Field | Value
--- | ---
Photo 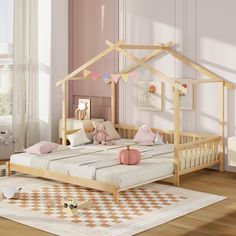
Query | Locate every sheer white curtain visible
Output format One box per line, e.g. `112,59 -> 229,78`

13,0 -> 40,151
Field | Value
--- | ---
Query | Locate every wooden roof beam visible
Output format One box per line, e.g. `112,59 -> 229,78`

120,42 -> 173,50
56,40 -> 124,87
106,40 -> 187,93
175,78 -> 223,84
164,48 -> 234,89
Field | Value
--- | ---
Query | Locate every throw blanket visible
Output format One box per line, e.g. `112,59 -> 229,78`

69,144 -> 174,180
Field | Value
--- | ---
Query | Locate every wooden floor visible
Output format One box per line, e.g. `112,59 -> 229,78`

0,169 -> 236,236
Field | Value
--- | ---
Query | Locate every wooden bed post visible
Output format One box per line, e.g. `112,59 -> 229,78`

111,80 -> 116,124
219,82 -> 225,172
62,81 -> 68,146
6,162 -> 11,176
113,187 -> 119,203
174,87 -> 180,186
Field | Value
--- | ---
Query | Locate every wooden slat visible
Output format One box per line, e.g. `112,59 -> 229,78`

179,136 -> 221,149
62,82 -> 68,145
111,81 -> 116,124
175,78 -> 223,84
120,43 -> 170,50
179,160 -> 220,175
174,88 -> 180,186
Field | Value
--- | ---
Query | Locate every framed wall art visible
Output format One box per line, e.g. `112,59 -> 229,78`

138,81 -> 163,111
77,98 -> 91,120
171,83 -> 194,110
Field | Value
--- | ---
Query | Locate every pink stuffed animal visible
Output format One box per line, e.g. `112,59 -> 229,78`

92,123 -> 109,144
134,124 -> 156,145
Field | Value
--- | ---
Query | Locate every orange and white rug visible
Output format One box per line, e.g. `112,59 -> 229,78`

0,167 -> 226,236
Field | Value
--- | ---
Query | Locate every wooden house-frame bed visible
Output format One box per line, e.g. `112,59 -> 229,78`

6,40 -> 234,202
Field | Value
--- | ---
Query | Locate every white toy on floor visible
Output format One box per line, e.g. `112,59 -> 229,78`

63,197 -> 79,216
2,186 -> 22,199
63,197 -> 93,216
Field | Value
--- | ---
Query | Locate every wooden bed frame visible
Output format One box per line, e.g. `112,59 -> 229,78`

6,40 -> 233,202
6,124 -> 223,202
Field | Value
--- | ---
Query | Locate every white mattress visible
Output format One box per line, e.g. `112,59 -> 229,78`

10,140 -> 217,189
10,152 -> 36,167
95,156 -> 173,189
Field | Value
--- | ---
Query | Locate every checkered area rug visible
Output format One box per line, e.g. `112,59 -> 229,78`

6,184 -> 187,228
0,166 -> 226,236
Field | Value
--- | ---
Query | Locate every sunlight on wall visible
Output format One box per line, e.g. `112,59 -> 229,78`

101,4 -> 105,35
38,0 -> 51,139
200,37 -> 236,78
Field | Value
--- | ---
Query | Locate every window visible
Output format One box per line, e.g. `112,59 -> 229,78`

0,0 -> 14,125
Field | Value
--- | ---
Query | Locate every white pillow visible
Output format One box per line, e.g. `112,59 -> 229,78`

67,129 -> 91,147
93,121 -> 120,141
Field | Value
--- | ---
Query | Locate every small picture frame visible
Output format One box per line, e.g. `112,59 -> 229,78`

77,98 -> 91,120
179,83 -> 194,110
171,83 -> 194,110
138,81 -> 163,111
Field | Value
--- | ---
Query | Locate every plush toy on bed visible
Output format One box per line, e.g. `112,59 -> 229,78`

92,123 -> 114,145
134,124 -> 156,145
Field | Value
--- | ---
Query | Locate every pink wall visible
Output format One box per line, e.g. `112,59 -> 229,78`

68,0 -> 119,119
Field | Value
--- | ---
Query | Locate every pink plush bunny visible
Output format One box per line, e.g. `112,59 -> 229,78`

92,123 -> 109,144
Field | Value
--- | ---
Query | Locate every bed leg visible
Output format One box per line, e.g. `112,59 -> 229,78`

6,162 -> 11,176
219,152 -> 224,172
174,164 -> 180,187
113,190 -> 119,203
174,172 -> 180,187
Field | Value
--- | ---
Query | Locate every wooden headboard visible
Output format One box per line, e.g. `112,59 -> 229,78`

72,95 -> 111,121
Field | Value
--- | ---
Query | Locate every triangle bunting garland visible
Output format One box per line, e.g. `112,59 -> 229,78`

81,70 -> 138,83
120,73 -> 129,82
102,73 -> 110,82
111,74 -> 120,83
130,71 -> 138,80
91,72 -> 100,81
83,69 -> 91,79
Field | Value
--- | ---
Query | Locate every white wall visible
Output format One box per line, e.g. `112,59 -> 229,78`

38,0 -> 68,142
119,0 -> 236,172
38,0 -> 51,141
51,0 -> 68,142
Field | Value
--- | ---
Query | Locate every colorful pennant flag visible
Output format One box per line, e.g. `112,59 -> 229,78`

111,74 -> 120,83
130,71 -> 138,80
102,73 -> 110,83
120,73 -> 129,82
83,69 -> 91,79
91,71 -> 100,81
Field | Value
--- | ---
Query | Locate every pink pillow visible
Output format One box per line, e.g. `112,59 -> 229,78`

25,141 -> 59,155
134,125 -> 156,144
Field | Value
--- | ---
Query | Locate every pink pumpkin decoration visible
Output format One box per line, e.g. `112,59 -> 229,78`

118,146 -> 141,165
